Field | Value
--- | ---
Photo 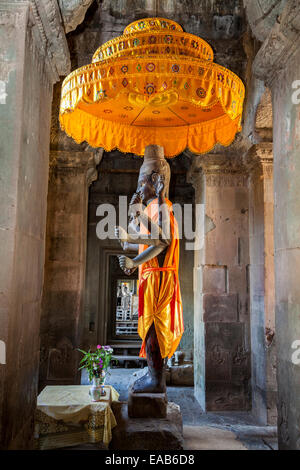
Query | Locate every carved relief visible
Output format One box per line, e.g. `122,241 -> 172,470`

214,391 -> 244,409
49,149 -> 104,186
233,345 -> 247,365
265,327 -> 275,348
296,414 -> 300,450
86,149 -> 104,186
47,337 -> 76,380
210,344 -> 225,365
205,173 -> 248,187
206,344 -> 231,382
252,0 -> 300,84
244,143 -> 273,179
58,0 -> 94,34
279,400 -> 290,445
262,162 -> 273,179
0,9 -> 22,27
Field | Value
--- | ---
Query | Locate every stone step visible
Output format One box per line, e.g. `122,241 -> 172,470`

110,401 -> 183,450
112,355 -> 146,361
128,390 -> 168,418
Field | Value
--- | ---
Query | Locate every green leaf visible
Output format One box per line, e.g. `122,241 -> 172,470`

77,348 -> 87,355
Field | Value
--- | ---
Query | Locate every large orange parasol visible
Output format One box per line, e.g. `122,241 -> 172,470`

59,17 -> 245,157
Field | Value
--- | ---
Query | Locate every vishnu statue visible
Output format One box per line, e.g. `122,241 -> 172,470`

115,145 -> 184,394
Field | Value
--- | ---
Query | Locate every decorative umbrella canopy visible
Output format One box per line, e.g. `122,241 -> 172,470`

59,17 -> 245,157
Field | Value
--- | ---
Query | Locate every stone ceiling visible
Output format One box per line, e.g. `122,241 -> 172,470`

58,0 -> 94,33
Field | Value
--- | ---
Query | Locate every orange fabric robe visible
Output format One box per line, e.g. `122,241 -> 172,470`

138,198 -> 184,359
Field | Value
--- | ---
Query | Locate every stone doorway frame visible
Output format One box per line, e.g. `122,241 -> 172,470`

96,247 -> 140,348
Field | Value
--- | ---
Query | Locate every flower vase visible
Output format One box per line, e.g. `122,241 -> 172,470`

89,377 -> 103,401
89,370 -> 107,401
100,369 -> 107,396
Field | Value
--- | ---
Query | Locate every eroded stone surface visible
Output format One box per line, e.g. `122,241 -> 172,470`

243,0 -> 286,42
128,389 -> 168,419
170,365 -> 194,386
0,1 -> 57,449
39,151 -> 98,387
189,155 -> 251,411
58,0 -> 94,33
110,401 -> 183,450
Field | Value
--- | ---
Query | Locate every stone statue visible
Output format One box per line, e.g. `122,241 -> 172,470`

115,145 -> 184,394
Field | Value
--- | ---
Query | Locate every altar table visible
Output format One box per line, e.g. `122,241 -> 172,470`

35,385 -> 119,450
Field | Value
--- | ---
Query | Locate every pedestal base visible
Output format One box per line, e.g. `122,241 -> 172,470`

128,388 -> 167,418
110,401 -> 183,450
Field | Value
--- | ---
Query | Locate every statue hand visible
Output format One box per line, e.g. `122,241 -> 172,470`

115,226 -> 129,242
124,267 -> 136,276
155,174 -> 165,198
130,192 -> 142,206
129,192 -> 143,217
118,255 -> 135,272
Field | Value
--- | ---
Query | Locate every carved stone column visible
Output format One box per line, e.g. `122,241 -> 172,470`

187,167 -> 205,408
251,0 -> 300,449
188,154 -> 251,411
39,149 -> 103,388
245,143 -> 277,425
0,1 -> 69,449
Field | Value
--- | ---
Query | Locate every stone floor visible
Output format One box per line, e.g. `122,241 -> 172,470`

81,368 -> 278,450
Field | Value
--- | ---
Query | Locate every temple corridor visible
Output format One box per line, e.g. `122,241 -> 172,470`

1,0 -> 300,451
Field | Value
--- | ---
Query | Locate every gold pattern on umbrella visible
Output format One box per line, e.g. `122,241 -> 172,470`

59,17 -> 245,157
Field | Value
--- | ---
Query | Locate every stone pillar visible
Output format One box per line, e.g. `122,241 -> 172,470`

252,0 -> 300,449
187,168 -> 205,409
246,144 -> 277,425
189,155 -> 251,411
0,1 -> 69,449
39,150 -> 102,387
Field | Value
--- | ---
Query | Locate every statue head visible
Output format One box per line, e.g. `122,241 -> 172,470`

137,145 -> 170,200
138,172 -> 157,203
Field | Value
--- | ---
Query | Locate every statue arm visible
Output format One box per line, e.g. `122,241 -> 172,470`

121,241 -> 139,252
117,208 -> 171,272
115,226 -> 169,248
124,187 -> 171,245
116,204 -> 171,248
117,179 -> 172,273
127,234 -> 169,247
118,245 -> 166,271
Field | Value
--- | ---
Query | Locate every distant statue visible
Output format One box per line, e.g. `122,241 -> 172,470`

117,285 -> 122,307
115,145 -> 184,393
121,285 -> 130,313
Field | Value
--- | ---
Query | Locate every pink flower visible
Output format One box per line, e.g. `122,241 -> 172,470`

97,345 -> 102,349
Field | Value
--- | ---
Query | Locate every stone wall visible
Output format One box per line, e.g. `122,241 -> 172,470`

39,150 -> 99,387
65,0 -> 247,77
246,144 -> 276,425
0,1 -> 69,449
250,0 -> 300,449
190,155 -> 251,411
271,47 -> 300,451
